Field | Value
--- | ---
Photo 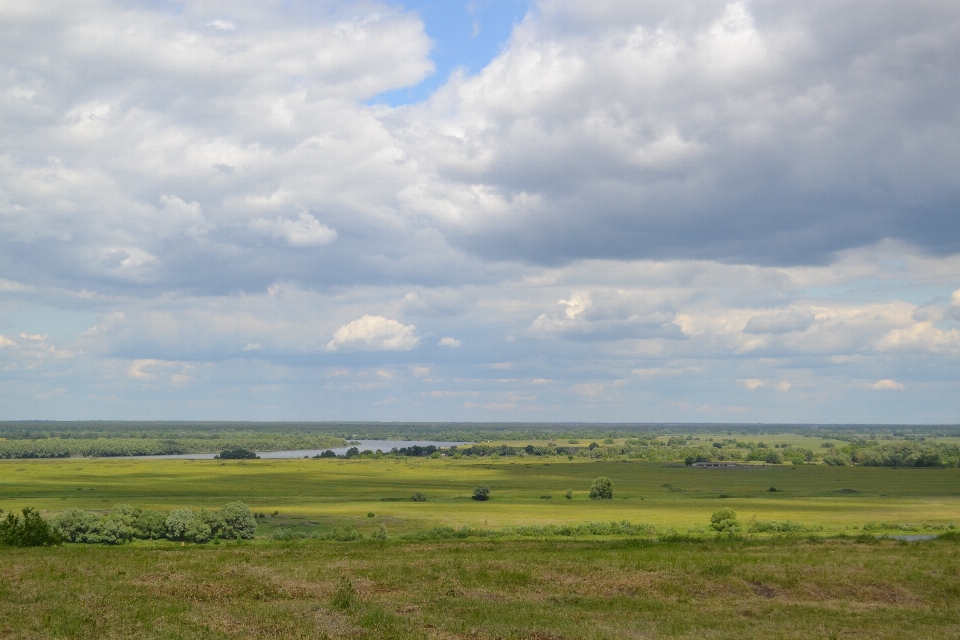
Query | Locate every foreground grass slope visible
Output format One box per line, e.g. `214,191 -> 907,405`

2,536 -> 959,639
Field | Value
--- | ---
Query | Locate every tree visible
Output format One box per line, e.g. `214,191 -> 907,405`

0,508 -> 61,547
472,485 -> 490,501
165,508 -> 211,543
52,508 -> 100,543
411,492 -> 427,502
765,450 -> 784,464
217,448 -> 259,459
710,507 -> 740,532
218,501 -> 257,539
373,524 -> 388,541
589,477 -> 613,499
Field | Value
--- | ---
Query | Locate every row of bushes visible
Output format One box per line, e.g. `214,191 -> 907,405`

52,502 -> 257,544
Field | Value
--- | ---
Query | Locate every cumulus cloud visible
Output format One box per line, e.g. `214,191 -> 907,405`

249,213 -> 337,247
325,315 -> 419,351
437,336 -> 461,347
398,1 -> 960,265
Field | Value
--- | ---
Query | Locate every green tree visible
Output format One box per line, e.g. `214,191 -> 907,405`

472,485 -> 490,501
0,508 -> 61,547
218,501 -> 257,539
52,508 -> 100,543
589,477 -> 613,499
165,508 -> 211,543
710,507 -> 740,532
765,450 -> 784,464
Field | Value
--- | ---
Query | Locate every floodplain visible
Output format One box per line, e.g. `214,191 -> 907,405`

2,426 -> 959,639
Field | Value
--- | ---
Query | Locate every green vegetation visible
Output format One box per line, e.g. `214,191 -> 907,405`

216,448 -> 259,460
2,535 -> 959,638
0,507 -> 60,547
47,502 -> 257,544
3,423 -> 960,638
590,476 -> 613,499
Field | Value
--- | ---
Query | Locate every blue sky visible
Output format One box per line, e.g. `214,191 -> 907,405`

2,0 -> 960,423
372,1 -> 530,106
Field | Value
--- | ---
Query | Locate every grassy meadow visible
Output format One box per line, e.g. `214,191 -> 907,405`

2,455 -> 959,535
3,438 -> 960,639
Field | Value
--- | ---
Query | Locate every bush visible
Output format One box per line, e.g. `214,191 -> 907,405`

710,507 -> 740,532
216,448 -> 259,459
52,508 -> 100,543
318,449 -> 337,458
134,510 -> 169,540
218,501 -> 257,539
565,489 -> 573,500
411,492 -> 426,502
97,505 -> 139,544
0,508 -> 61,547
373,524 -> 388,541
472,485 -> 490,501
165,508 -> 211,543
765,450 -> 784,464
589,477 -> 613,499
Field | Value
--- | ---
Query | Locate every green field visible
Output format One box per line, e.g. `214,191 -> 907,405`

3,448 -> 960,638
3,455 -> 959,535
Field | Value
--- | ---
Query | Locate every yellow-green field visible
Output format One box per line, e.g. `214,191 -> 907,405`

3,456 -> 958,535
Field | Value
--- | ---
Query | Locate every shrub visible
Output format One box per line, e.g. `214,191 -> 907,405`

52,508 -> 100,543
165,508 -> 211,543
218,501 -> 257,539
319,450 -> 337,458
472,485 -> 490,501
765,450 -> 784,464
373,524 -> 388,541
134,510 -> 169,540
565,489 -> 573,500
411,492 -> 426,502
217,448 -> 259,459
0,508 -> 61,547
710,507 -> 740,532
589,477 -> 613,499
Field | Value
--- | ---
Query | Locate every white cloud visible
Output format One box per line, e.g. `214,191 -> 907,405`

872,379 -> 905,391
249,213 -> 337,247
437,336 -> 461,347
325,315 -> 419,351
19,333 -> 47,341
242,343 -> 262,351
412,366 -> 430,377
0,335 -> 17,349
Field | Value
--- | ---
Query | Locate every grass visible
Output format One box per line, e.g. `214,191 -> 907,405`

3,455 -> 960,637
2,456 -> 959,536
2,536 -> 959,639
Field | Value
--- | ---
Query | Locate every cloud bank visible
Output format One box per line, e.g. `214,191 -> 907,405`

1,0 -> 959,421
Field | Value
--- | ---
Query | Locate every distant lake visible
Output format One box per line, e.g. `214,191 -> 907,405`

109,440 -> 471,460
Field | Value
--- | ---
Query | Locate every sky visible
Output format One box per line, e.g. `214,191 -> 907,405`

2,0 -> 960,423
